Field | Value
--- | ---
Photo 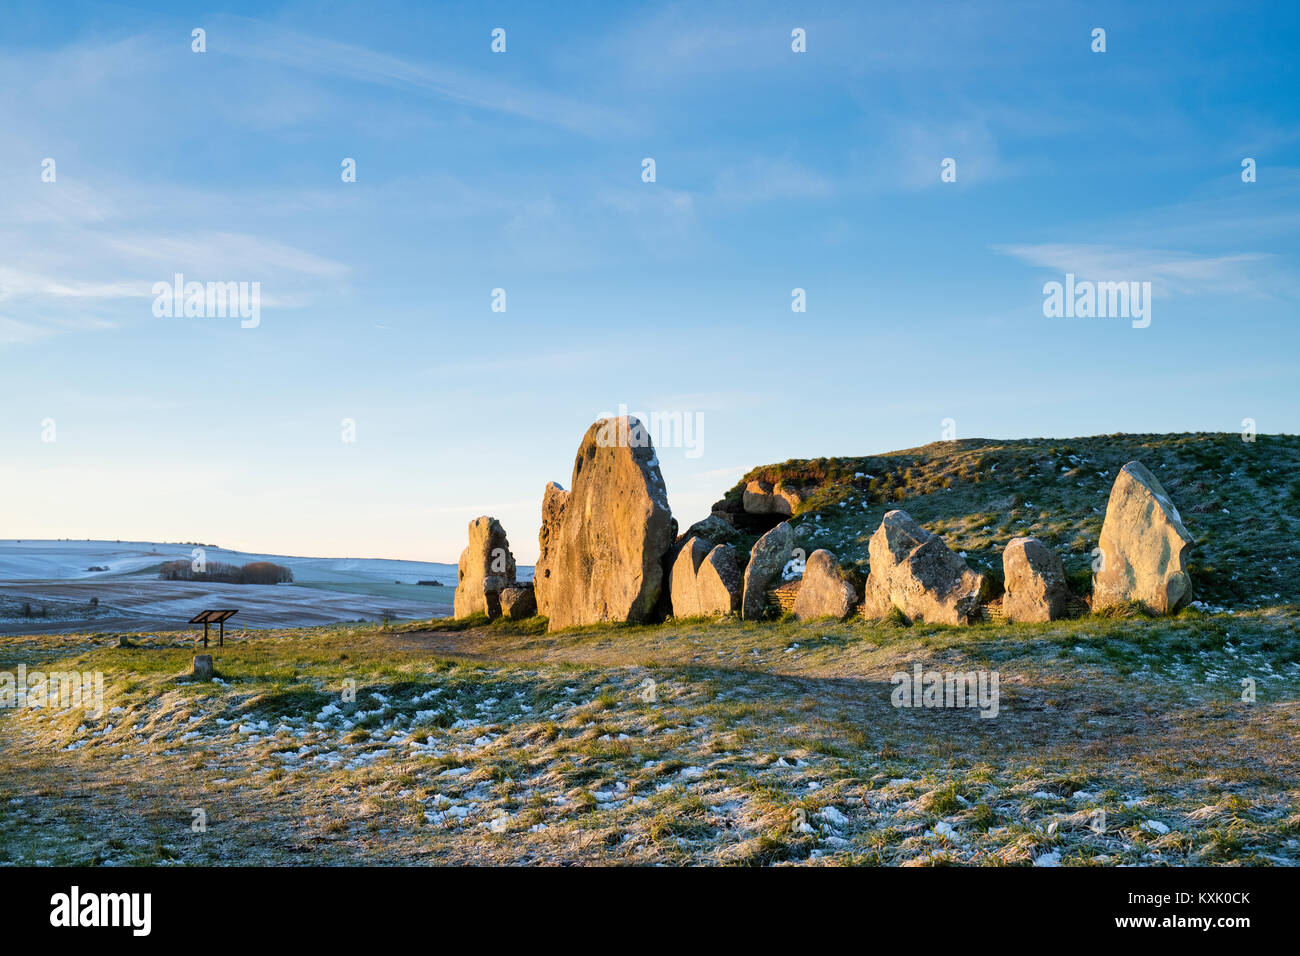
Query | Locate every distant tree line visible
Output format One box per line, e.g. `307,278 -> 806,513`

159,560 -> 294,585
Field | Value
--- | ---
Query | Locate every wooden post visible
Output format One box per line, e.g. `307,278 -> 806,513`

219,619 -> 225,647
202,621 -> 209,648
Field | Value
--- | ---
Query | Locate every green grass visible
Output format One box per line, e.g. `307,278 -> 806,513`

1,607 -> 1298,866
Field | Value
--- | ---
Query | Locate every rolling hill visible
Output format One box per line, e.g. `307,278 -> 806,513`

713,432 -> 1300,610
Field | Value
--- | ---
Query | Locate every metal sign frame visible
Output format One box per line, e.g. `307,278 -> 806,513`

188,609 -> 238,648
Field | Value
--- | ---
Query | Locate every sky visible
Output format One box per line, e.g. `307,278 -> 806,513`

1,0 -> 1298,564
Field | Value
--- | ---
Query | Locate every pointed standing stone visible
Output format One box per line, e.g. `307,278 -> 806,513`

1092,461 -> 1194,614
534,481 -> 569,619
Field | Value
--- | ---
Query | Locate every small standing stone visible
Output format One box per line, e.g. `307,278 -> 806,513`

499,584 -> 537,620
192,655 -> 214,680
792,549 -> 858,620
453,516 -> 517,619
1002,537 -> 1070,622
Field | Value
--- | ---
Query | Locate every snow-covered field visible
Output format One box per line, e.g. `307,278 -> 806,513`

0,540 -> 533,634
0,539 -> 471,584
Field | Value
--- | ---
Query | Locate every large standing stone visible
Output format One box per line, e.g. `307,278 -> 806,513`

741,521 -> 794,620
453,516 -> 516,619
499,584 -> 537,620
862,510 -> 987,625
792,549 -> 858,620
192,655 -> 214,680
534,481 -> 569,619
543,417 -> 675,630
1002,537 -> 1070,622
1092,461 -> 1194,614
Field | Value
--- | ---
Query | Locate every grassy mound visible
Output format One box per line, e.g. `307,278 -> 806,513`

718,432 -> 1300,609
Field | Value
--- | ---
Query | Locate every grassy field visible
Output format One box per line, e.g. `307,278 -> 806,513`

3,605 -> 1298,866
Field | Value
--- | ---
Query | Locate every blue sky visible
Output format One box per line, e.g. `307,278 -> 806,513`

2,0 -> 1298,563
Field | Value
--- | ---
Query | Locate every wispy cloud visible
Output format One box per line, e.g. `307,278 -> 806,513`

994,243 -> 1285,297
216,17 -> 637,138
713,157 -> 833,203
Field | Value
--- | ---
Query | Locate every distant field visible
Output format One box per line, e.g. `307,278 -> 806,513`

0,580 -> 451,635
3,607 -> 1297,865
0,541 -> 479,634
292,580 -> 457,604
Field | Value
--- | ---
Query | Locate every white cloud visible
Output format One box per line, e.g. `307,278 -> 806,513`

0,315 -> 55,346
217,17 -> 637,138
994,243 -> 1281,297
713,157 -> 834,204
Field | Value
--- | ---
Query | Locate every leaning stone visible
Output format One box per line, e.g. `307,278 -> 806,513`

1092,461 -> 1194,614
1002,537 -> 1070,622
670,537 -> 712,618
792,550 -> 858,620
671,540 -> 741,618
696,544 -> 742,616
742,521 -> 794,620
776,483 -> 805,514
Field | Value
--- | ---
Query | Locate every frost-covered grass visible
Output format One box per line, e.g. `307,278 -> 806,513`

2,608 -> 1299,866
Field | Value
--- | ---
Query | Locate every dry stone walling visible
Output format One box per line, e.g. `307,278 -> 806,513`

1092,460 -> 1195,614
453,516 -> 517,619
537,417 -> 675,631
1001,536 -> 1070,622
861,510 -> 988,625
